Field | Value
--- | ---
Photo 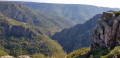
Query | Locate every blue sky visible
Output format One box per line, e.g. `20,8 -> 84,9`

1,0 -> 120,8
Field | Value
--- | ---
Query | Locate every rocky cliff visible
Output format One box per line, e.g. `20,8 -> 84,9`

0,14 -> 37,38
91,11 -> 120,50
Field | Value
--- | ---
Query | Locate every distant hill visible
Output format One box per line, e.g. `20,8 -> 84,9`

52,14 -> 102,53
15,2 -> 119,23
0,2 -> 75,37
0,13 -> 66,57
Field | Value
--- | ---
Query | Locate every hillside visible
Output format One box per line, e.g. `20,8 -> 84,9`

0,2 -> 75,36
16,2 -> 119,23
0,13 -> 66,57
52,14 -> 102,53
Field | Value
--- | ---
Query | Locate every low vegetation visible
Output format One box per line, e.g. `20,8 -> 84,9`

67,46 -> 120,58
114,11 -> 120,17
32,53 -> 45,58
88,48 -> 109,58
67,47 -> 113,58
102,46 -> 120,58
67,48 -> 90,58
0,50 -> 8,57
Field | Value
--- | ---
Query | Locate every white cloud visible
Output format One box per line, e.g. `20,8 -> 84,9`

1,0 -> 120,8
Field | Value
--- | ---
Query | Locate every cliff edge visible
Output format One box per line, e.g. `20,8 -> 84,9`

91,11 -> 120,50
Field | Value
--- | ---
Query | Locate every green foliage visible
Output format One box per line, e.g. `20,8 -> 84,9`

102,46 -> 120,58
10,47 -> 27,57
0,45 -> 9,57
89,55 -> 94,58
67,48 -> 90,58
114,11 -> 120,17
88,48 -> 109,58
32,53 -> 45,58
51,53 -> 67,58
0,35 -> 65,57
67,47 -> 110,58
0,50 -> 8,57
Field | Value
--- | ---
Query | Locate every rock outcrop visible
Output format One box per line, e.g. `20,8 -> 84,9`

19,55 -> 31,58
91,11 -> 120,50
0,19 -> 37,38
1,56 -> 14,58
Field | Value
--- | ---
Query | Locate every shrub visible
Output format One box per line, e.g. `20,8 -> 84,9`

51,53 -> 67,58
102,46 -> 120,58
114,11 -> 120,17
0,50 -> 8,57
67,47 -> 90,58
90,48 -> 108,55
32,53 -> 45,58
88,48 -> 109,58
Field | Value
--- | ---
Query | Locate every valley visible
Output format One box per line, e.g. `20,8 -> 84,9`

0,1 -> 120,58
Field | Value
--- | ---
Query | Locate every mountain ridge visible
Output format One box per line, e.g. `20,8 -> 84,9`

0,2 -> 75,37
13,1 -> 120,23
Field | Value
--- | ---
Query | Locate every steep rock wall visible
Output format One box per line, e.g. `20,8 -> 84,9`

0,18 -> 37,38
91,12 -> 120,50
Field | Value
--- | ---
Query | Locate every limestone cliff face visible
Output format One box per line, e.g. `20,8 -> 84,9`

91,12 -> 120,50
0,19 -> 37,38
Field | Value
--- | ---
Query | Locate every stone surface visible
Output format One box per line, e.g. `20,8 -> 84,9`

0,21 -> 37,38
19,55 -> 31,58
1,56 -> 14,58
91,12 -> 120,50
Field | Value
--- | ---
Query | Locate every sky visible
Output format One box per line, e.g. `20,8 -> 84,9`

1,0 -> 120,8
